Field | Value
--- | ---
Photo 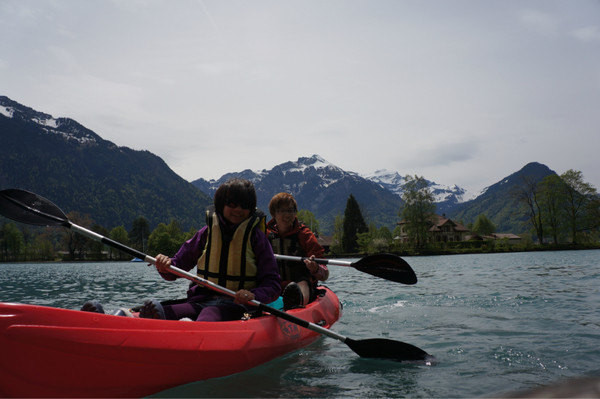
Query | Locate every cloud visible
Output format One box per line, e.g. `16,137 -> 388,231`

517,8 -> 559,36
394,137 -> 481,170
571,25 -> 600,42
2,0 -> 600,196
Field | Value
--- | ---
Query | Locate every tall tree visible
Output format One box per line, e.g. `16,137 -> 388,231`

297,209 -> 320,235
1,222 -> 25,261
342,194 -> 367,253
109,226 -> 129,260
561,169 -> 597,244
538,174 -> 566,244
513,175 -> 544,244
330,215 -> 344,254
586,196 -> 600,241
62,211 -> 93,260
89,224 -> 109,260
400,175 -> 435,249
148,220 -> 186,256
32,233 -> 56,261
129,216 -> 150,252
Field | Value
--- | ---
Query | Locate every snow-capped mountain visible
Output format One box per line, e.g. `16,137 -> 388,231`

0,95 -> 211,231
363,169 -> 406,196
363,169 -> 466,208
191,154 -> 468,233
192,155 -> 403,233
0,96 -> 106,147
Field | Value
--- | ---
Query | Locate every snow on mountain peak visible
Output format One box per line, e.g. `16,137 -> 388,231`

0,98 -> 99,146
0,105 -> 14,118
32,116 -> 59,128
365,169 -> 404,184
287,154 -> 343,175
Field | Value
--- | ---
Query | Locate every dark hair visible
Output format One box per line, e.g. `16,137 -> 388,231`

214,178 -> 257,215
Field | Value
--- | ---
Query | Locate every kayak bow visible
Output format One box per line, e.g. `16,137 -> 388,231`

0,287 -> 340,398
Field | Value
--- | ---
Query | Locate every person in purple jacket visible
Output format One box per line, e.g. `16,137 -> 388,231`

140,178 -> 281,321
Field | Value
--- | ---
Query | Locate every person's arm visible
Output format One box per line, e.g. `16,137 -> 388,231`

249,229 -> 282,303
156,227 -> 208,281
298,226 -> 329,281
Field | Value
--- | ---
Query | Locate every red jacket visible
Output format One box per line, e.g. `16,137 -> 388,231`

267,218 -> 328,283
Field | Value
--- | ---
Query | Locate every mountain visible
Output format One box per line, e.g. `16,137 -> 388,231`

363,169 -> 466,214
1,95 -> 559,237
192,155 -> 469,234
0,96 -> 211,231
192,155 -> 404,233
193,156 -> 558,235
445,162 -> 558,233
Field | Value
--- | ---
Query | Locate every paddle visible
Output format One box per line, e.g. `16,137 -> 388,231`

274,253 -> 417,284
0,188 -> 431,362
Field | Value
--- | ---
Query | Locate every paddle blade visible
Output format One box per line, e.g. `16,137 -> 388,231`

345,337 -> 430,362
0,189 -> 69,227
353,253 -> 418,285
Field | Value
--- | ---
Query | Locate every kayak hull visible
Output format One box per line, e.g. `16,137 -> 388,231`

0,287 -> 340,398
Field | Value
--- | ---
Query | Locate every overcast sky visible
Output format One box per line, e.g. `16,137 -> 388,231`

1,0 -> 599,197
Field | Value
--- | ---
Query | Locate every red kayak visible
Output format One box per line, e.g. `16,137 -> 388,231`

0,287 -> 340,398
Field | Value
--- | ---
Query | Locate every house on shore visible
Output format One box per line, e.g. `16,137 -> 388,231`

396,214 -> 470,243
397,214 -> 522,244
466,232 -> 522,244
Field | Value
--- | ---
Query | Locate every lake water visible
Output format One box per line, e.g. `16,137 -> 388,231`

1,250 -> 599,398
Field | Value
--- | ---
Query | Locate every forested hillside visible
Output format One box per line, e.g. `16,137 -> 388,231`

0,96 -> 211,231
447,162 -> 558,232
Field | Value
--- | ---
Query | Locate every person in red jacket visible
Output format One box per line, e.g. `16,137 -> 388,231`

267,192 -> 329,310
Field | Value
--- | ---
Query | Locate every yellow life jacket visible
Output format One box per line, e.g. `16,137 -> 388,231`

197,210 -> 265,291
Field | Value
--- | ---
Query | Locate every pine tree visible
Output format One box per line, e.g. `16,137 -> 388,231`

400,175 -> 435,249
129,216 -> 150,252
342,194 -> 367,253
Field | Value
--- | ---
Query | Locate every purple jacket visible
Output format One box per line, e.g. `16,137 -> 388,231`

159,219 -> 282,304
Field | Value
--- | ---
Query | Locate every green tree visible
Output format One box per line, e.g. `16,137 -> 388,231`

585,196 -> 600,242
400,175 -> 435,249
514,175 -> 544,244
109,226 -> 130,260
129,216 -> 150,252
372,226 -> 393,252
472,214 -> 496,236
342,194 -> 368,253
356,223 -> 376,253
297,209 -> 320,235
561,169 -> 597,244
330,215 -> 344,254
32,233 -> 56,261
148,220 -> 186,256
538,174 -> 567,244
1,222 -> 25,261
62,211 -> 93,260
357,224 -> 393,253
89,224 -> 109,260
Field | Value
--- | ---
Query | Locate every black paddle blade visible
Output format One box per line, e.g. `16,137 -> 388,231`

345,337 -> 430,362
0,189 -> 69,227
353,253 -> 418,285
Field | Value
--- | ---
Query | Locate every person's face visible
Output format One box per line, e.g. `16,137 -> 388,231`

223,203 -> 251,225
275,204 -> 296,233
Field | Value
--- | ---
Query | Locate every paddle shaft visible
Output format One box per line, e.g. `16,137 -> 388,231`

275,254 -> 353,266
